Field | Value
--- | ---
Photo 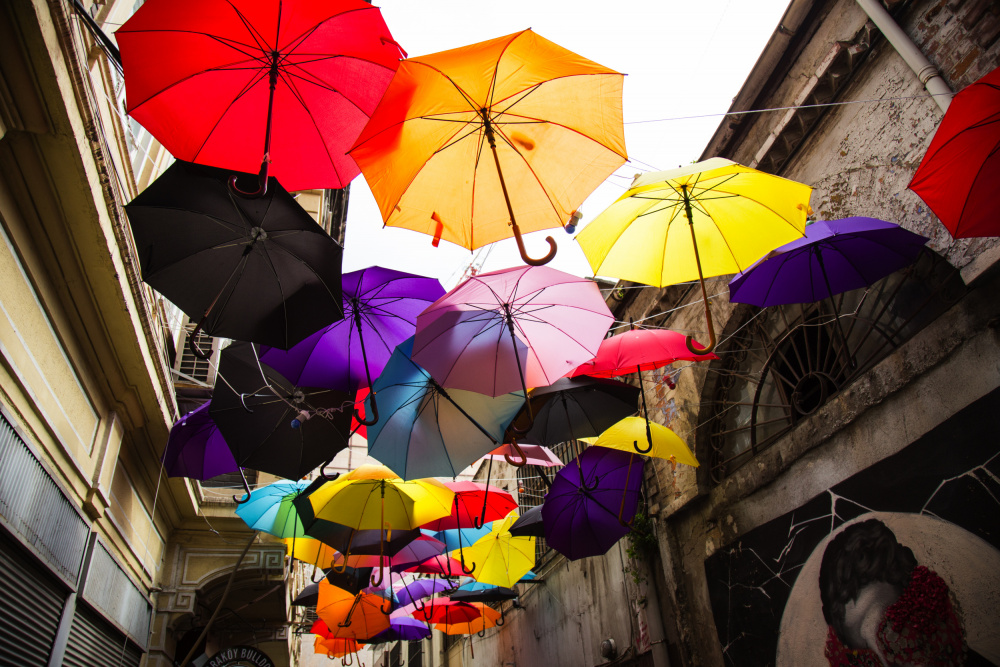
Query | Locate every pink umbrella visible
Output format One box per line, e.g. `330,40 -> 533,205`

412,265 -> 614,462
484,443 -> 563,467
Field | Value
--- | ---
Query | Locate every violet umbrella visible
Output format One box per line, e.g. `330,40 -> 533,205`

260,266 -> 445,434
392,575 -> 453,612
369,614 -> 431,642
162,402 -> 239,480
412,265 -> 614,464
541,446 -> 645,560
728,217 -> 928,366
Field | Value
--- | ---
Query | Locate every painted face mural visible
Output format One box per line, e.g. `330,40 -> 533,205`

704,389 -> 1000,667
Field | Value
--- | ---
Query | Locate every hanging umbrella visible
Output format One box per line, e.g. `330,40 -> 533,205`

260,266 -> 446,427
365,338 -> 525,479
368,614 -> 431,643
570,325 -> 717,452
234,479 -> 311,538
421,482 -> 517,574
909,65 -> 1000,238
431,526 -> 494,553
325,565 -> 376,596
413,265 -> 614,454
484,443 -> 563,467
451,585 -> 518,604
333,533 -> 447,571
577,157 -> 811,353
297,465 -> 454,585
162,403 -> 239,480
392,575 -> 453,610
460,512 -> 536,587
349,29 -> 626,265
313,635 -> 361,661
117,0 -> 403,194
402,554 -> 466,578
508,505 -> 545,538
418,600 -> 482,626
292,582 -> 320,607
125,160 -> 344,356
209,342 -> 353,500
317,581 -> 392,640
285,538 -> 342,570
594,417 -> 699,466
542,446 -> 645,560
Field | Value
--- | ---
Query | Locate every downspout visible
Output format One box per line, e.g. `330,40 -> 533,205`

854,0 -> 952,112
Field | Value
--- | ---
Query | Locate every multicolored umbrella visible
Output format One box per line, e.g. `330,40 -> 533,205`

909,65 -> 1000,238
234,479 -> 311,538
542,446 -> 644,560
349,29 -> 626,265
577,158 -> 811,353
260,266 -> 445,427
162,403 -> 239,480
422,482 -> 517,574
364,338 -> 524,479
117,0 -> 403,194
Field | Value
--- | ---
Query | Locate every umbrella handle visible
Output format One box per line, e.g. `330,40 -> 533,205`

353,390 -> 379,426
233,468 -> 252,504
333,530 -> 357,574
188,316 -> 213,360
496,604 -> 506,626
633,439 -> 653,454
512,223 -> 557,267
379,594 -> 392,616
318,456 -> 342,481
311,566 -> 325,584
421,595 -> 435,621
227,161 -> 269,199
478,627 -> 486,638
683,201 -> 718,356
581,472 -> 601,492
338,593 -> 363,628
504,439 -> 528,468
341,652 -> 352,666
459,552 -> 476,576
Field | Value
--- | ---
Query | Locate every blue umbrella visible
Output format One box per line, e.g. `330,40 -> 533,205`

234,479 -> 311,538
432,526 -> 493,553
365,338 -> 525,479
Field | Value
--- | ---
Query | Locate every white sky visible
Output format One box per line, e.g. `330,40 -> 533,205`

341,0 -> 793,289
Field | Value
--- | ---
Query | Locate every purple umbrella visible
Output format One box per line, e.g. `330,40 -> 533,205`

260,266 -> 445,431
728,217 -> 928,306
541,447 -> 644,561
369,614 -> 431,642
392,576 -> 453,609
162,402 -> 239,480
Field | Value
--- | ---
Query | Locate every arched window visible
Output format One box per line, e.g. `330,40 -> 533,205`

701,249 -> 965,483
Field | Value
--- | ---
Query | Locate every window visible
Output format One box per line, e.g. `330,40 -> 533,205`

702,249 -> 965,482
174,322 -> 216,386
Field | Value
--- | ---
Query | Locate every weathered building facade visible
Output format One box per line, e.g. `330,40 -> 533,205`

414,0 -> 1000,665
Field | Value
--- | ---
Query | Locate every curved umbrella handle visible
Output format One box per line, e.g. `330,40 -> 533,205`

332,530 -> 356,574
341,651 -> 352,666
460,553 -> 476,576
311,565 -> 325,584
685,317 -> 717,356
379,594 -> 392,616
504,439 -> 528,468
353,390 -> 379,427
318,456 -> 341,481
512,224 -> 557,267
477,627 -> 487,638
227,158 -> 270,199
633,439 -> 653,454
233,468 -> 252,504
413,596 -> 426,612
581,472 -> 601,492
495,605 -> 506,626
188,316 -> 213,360
338,593 -> 363,628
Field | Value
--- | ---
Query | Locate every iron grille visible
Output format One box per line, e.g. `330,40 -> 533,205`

81,540 -> 151,648
516,440 -> 585,566
177,323 -> 214,384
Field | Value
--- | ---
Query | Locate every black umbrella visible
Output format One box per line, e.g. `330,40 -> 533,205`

510,376 -> 640,445
125,159 -> 344,356
450,587 -> 518,603
209,342 -> 353,500
325,565 -> 375,595
508,505 -> 545,538
291,582 -> 319,607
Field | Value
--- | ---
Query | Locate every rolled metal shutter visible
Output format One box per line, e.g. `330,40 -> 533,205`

0,531 -> 67,666
62,603 -> 142,667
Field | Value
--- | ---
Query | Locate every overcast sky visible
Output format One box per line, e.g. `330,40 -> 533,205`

340,0 -> 793,289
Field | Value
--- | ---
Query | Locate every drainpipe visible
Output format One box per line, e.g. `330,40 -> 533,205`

855,0 -> 952,112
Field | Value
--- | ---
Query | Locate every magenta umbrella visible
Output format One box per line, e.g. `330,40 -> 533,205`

412,265 -> 614,461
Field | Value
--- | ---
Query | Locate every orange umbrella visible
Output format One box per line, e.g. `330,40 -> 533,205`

317,580 -> 392,640
433,601 -> 501,635
313,635 -> 360,658
349,29 -> 626,266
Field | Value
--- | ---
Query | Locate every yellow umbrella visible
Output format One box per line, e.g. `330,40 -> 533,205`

300,465 -> 454,584
458,511 -> 535,587
349,29 -> 626,265
576,158 -> 811,353
594,416 -> 699,467
284,536 -> 340,569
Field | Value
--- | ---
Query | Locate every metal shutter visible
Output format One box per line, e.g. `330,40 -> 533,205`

0,531 -> 67,666
62,603 -> 142,667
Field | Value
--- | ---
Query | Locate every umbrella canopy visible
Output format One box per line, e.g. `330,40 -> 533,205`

460,512 -> 535,587
162,403 -> 239,480
402,554 -> 466,578
209,342 -> 354,486
728,217 -> 930,306
285,538 -> 341,570
313,635 -> 360,659
451,585 -> 518,604
325,564 -> 376,595
423,483 -> 517,532
909,65 -> 1000,238
365,338 -> 525,479
431,526 -> 494,553
576,157 -> 811,353
369,615 -> 431,642
260,266 -> 445,402
317,582 -> 392,640
292,582 -> 319,607
509,376 -> 640,447
349,29 -> 626,265
594,417 -> 699,466
125,160 -> 344,351
234,479 -> 311,538
508,505 -> 544,538
432,602 -> 500,635
336,533 -> 447,570
418,600 -> 482,626
542,446 -> 644,560
571,328 -> 718,378
392,576 -> 453,608
117,0 -> 402,193
484,443 -> 563,467
413,265 -> 614,401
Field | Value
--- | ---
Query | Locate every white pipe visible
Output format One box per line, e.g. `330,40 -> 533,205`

855,0 -> 953,112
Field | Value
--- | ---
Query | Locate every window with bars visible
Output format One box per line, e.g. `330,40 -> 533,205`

516,440 -> 586,566
175,323 -> 214,385
408,640 -> 423,667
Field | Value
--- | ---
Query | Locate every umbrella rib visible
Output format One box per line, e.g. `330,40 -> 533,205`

954,140 -> 1000,234
186,67 -> 271,163
126,49 -> 267,113
495,104 -> 628,158
226,0 -> 274,53
274,69 -> 342,177
273,5 -> 385,59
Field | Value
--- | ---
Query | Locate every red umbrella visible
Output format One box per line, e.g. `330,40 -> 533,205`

909,65 -> 1000,238
421,481 -> 518,574
117,0 -> 403,195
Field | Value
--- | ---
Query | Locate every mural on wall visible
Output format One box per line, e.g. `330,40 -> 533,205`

705,388 -> 1000,667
